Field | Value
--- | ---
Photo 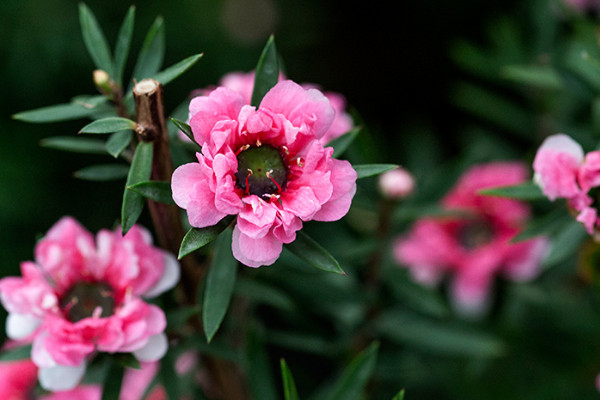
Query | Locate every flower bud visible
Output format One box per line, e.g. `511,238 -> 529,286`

378,167 -> 415,200
93,69 -> 112,95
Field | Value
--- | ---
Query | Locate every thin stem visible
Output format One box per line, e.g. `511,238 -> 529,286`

132,79 -> 249,400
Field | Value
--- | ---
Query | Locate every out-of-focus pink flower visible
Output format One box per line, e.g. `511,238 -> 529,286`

184,70 -> 354,145
564,0 -> 600,13
394,162 -> 548,315
172,80 -> 357,267
0,217 -> 180,392
0,357 -> 38,399
377,167 -> 415,200
533,133 -> 600,235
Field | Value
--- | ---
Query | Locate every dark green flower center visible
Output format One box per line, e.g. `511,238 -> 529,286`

458,220 -> 493,250
60,281 -> 115,322
235,145 -> 288,197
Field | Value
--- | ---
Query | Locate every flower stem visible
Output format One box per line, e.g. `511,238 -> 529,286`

133,79 -> 249,400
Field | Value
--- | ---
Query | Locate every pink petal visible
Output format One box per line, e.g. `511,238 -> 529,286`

232,226 -> 282,267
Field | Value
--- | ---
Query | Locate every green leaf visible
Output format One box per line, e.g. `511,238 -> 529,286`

74,163 -> 130,181
178,215 -> 235,259
101,359 -> 125,400
79,3 -> 113,76
543,219 -> 588,268
152,53 -> 203,86
392,390 -> 405,400
106,130 -> 132,158
251,35 -> 279,107
478,181 -> 545,201
280,359 -> 301,400
113,6 -> 136,87
353,163 -> 398,179
319,342 -> 379,400
13,102 -> 95,123
166,305 -> 200,331
376,311 -> 506,358
130,16 -> 165,84
40,136 -> 107,154
246,330 -> 279,400
512,207 -> 569,242
79,117 -> 137,134
285,230 -> 345,275
126,180 -> 175,205
169,117 -> 201,148
0,345 -> 32,361
202,229 -> 238,343
328,126 -> 360,158
122,141 -> 153,234
501,64 -> 563,90
111,353 -> 141,370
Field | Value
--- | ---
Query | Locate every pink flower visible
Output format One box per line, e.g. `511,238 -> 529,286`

0,217 -> 180,392
185,71 -> 354,145
394,162 -> 548,315
172,80 -> 357,267
0,357 -> 37,399
533,133 -> 600,235
377,167 -> 415,200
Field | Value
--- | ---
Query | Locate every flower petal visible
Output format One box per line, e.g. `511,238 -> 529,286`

143,253 -> 181,298
38,363 -> 86,392
6,313 -> 41,340
133,332 -> 168,362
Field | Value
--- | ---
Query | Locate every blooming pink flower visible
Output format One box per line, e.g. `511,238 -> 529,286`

533,133 -> 600,235
172,80 -> 357,267
394,162 -> 548,315
186,71 -> 354,145
0,217 -> 180,392
377,167 -> 415,199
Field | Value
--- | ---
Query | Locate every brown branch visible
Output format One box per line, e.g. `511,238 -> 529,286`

132,79 -> 250,400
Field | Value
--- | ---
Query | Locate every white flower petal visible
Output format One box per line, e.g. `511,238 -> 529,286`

133,333 -> 168,362
143,253 -> 180,298
6,313 -> 41,340
538,133 -> 584,163
38,362 -> 86,391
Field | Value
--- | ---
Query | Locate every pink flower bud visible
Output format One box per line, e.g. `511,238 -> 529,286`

378,167 -> 415,200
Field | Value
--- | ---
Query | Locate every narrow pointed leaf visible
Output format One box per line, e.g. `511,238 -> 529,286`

202,229 -> 238,343
13,103 -> 95,123
328,126 -> 361,157
113,6 -> 136,87
392,390 -> 405,400
322,342 -> 379,400
74,164 -> 130,181
40,136 -> 107,154
178,215 -> 235,259
79,3 -> 113,76
280,359 -> 300,400
285,230 -> 345,275
479,181 -> 545,200
246,330 -> 279,400
251,35 -> 279,107
169,117 -> 201,148
354,163 -> 398,179
122,141 -> 153,234
80,117 -> 137,134
0,345 -> 32,361
153,54 -> 203,86
101,360 -> 125,400
126,180 -> 175,205
130,16 -> 165,84
106,130 -> 132,158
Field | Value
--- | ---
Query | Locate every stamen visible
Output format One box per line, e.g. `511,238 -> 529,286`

235,144 -> 250,156
256,139 -> 262,147
281,146 -> 289,155
244,169 -> 254,195
266,170 -> 282,193
296,157 -> 304,167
